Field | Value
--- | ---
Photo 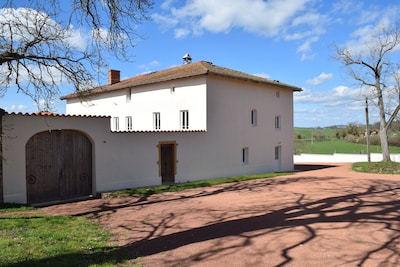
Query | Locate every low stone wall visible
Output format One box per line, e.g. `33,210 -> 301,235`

294,153 -> 400,163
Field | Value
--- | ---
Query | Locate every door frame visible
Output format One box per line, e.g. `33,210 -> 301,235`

157,141 -> 177,184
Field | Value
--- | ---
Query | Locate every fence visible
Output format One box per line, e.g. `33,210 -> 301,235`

294,153 -> 400,163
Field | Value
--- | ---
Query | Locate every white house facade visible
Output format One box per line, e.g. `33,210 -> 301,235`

1,61 -> 301,204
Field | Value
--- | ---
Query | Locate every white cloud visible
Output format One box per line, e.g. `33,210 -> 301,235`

294,86 -> 369,126
306,72 -> 333,86
8,104 -> 28,111
154,0 -> 331,60
294,86 -> 362,106
155,0 -> 315,37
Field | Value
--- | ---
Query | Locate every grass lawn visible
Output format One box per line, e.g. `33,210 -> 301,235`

0,171 -> 291,267
105,171 -> 292,197
0,208 -> 119,267
295,139 -> 400,154
352,161 -> 400,174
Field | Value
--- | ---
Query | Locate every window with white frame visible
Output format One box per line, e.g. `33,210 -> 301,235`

113,117 -> 119,131
126,88 -> 132,102
153,112 -> 161,130
251,109 -> 257,126
242,147 -> 249,164
275,115 -> 281,130
180,110 -> 189,129
125,116 -> 132,131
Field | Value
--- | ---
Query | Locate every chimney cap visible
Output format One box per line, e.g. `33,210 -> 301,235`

182,53 -> 192,64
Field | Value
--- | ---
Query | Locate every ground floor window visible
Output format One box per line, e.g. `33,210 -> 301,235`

242,147 -> 249,164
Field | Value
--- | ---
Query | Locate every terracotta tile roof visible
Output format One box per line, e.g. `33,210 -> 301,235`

61,61 -> 302,99
6,111 -> 110,118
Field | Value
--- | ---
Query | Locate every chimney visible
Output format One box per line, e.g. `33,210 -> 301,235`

108,69 -> 120,84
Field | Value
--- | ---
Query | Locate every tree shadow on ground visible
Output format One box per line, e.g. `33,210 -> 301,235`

5,175 -> 400,267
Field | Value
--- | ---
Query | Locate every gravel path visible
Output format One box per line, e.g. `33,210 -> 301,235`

42,163 -> 400,267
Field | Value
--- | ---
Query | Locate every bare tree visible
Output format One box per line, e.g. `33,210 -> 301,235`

335,23 -> 400,162
0,0 -> 152,110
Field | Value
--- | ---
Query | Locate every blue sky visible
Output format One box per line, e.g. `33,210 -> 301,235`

1,0 -> 400,127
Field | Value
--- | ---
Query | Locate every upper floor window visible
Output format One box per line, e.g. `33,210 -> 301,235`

171,86 -> 176,94
275,115 -> 281,130
126,89 -> 132,102
180,110 -> 189,129
276,91 -> 280,98
251,109 -> 257,126
113,117 -> 119,131
125,116 -> 132,131
153,112 -> 161,130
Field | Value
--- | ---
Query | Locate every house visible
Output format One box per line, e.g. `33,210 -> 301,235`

62,60 -> 301,132
1,60 -> 301,204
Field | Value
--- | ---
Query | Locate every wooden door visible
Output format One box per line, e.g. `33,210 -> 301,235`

160,143 -> 175,184
26,130 -> 92,204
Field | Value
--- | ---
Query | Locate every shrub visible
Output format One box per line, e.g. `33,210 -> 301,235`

370,135 -> 381,146
388,135 -> 400,147
345,134 -> 357,143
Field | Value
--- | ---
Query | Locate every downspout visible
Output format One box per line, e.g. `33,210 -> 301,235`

0,109 -> 4,203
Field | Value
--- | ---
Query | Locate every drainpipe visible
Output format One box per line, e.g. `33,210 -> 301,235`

0,108 -> 4,203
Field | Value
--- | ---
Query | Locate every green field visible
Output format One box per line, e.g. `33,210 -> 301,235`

294,127 -> 400,154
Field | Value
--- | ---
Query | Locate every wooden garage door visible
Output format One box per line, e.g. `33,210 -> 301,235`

26,130 -> 92,204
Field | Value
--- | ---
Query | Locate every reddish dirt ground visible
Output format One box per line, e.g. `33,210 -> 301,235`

42,163 -> 400,267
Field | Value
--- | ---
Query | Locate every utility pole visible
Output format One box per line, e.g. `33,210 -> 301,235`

365,97 -> 371,163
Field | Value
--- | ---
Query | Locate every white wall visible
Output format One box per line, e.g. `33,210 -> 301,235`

3,76 -> 296,203
65,77 -> 207,131
204,75 -> 295,175
294,153 -> 400,163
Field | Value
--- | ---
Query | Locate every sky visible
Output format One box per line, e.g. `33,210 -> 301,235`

1,0 -> 400,127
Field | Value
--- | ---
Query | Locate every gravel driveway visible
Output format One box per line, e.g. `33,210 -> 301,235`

42,163 -> 400,267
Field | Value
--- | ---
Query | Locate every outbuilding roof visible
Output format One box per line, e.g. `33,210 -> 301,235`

61,61 -> 302,100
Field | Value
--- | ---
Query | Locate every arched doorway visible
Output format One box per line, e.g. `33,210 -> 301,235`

26,130 -> 92,204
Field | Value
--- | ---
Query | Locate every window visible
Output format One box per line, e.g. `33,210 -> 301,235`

251,109 -> 257,126
171,86 -> 176,94
180,110 -> 189,129
153,112 -> 161,130
275,115 -> 281,130
276,91 -> 280,98
275,146 -> 280,160
126,89 -> 132,102
113,117 -> 119,131
125,116 -> 132,131
242,147 -> 249,164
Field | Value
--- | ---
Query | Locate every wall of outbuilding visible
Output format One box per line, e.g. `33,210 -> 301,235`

2,108 -> 294,204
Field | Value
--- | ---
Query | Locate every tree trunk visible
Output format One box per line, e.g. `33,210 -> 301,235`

377,88 -> 391,161
379,126 -> 391,161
